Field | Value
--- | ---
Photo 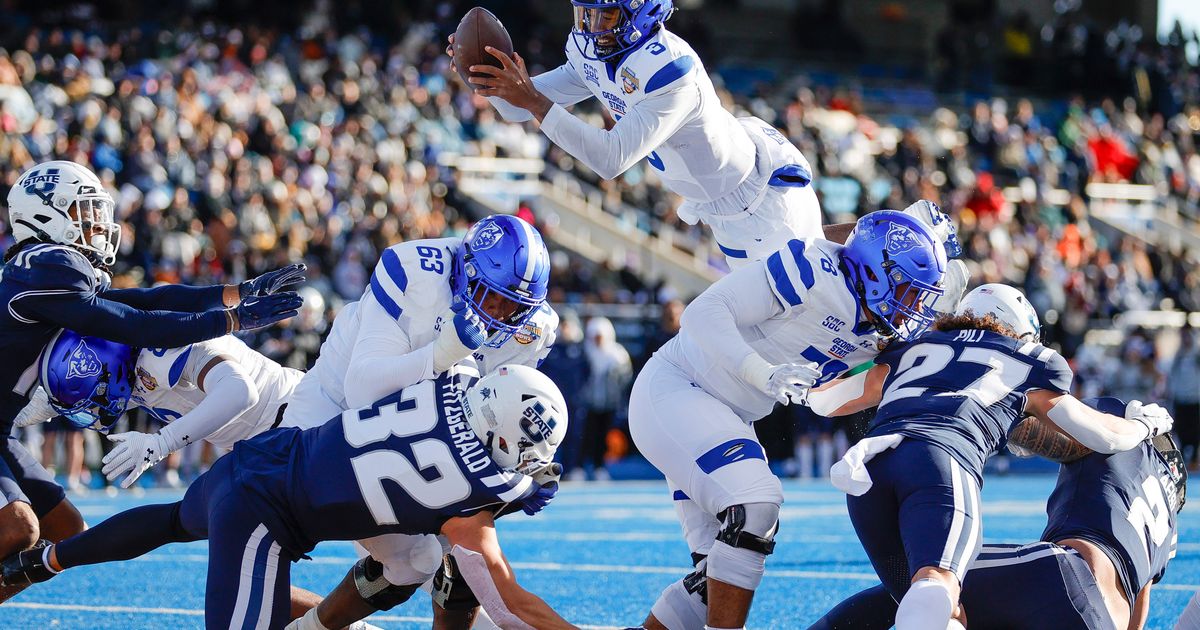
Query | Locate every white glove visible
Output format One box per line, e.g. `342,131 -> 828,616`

102,431 -> 172,489
1126,400 -> 1173,439
927,259 -> 970,317
741,354 -> 822,406
432,302 -> 489,374
15,387 -> 57,428
901,199 -> 961,258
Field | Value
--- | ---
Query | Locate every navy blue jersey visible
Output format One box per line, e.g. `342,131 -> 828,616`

232,373 -> 536,556
0,243 -> 228,434
1043,440 -> 1180,605
868,329 -> 1073,479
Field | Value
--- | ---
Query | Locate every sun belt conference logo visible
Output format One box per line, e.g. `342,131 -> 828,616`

66,339 -> 103,380
471,223 -> 504,251
885,223 -> 920,255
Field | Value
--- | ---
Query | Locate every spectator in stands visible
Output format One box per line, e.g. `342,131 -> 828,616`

1169,323 -> 1200,469
581,317 -> 632,481
636,299 -> 683,372
540,310 -> 592,480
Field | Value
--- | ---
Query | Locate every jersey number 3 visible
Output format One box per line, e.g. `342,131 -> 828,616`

343,380 -> 470,524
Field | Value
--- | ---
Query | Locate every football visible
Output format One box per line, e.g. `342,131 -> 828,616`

453,7 -> 514,88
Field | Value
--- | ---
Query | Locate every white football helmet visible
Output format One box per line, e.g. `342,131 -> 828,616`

8,161 -> 120,265
954,283 -> 1040,341
463,364 -> 568,476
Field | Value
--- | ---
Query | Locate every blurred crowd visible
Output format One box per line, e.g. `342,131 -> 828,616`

0,1 -> 1197,484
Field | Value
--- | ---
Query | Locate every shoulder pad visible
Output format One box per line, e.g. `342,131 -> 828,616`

137,345 -> 194,389
368,241 -> 453,321
629,32 -> 696,95
4,244 -> 95,293
764,239 -> 818,308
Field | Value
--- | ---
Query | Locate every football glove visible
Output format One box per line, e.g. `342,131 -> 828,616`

240,263 -> 308,299
14,387 -> 56,428
432,301 -> 488,374
518,481 -> 559,516
1126,400 -> 1173,440
901,199 -> 962,259
1,539 -> 57,587
229,291 -> 304,331
102,431 -> 172,489
742,355 -> 822,406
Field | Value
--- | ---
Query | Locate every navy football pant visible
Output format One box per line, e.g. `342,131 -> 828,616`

809,542 -> 1116,630
845,438 -> 982,599
0,436 -> 65,517
179,452 -> 294,629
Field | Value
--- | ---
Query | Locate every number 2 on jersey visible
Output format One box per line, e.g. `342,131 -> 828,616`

343,381 -> 471,523
1127,475 -> 1172,568
879,343 -> 1032,408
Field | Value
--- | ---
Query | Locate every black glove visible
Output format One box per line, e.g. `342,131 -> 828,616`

1,539 -> 57,587
230,292 -> 304,331
239,263 -> 307,299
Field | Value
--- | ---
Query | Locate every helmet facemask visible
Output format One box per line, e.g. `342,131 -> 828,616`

68,192 -> 121,266
462,264 -> 541,348
46,363 -> 131,432
570,0 -> 673,61
858,259 -> 944,341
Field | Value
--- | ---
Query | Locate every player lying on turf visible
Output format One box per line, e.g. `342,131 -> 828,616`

2,365 -> 573,630
805,284 -> 1175,630
0,160 -> 303,603
279,214 -> 558,628
628,210 -> 946,630
808,397 -> 1185,630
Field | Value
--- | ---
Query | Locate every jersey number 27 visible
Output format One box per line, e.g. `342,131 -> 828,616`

342,380 -> 470,525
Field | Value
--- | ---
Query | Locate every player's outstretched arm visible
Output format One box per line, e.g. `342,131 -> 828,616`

440,511 -> 577,630
1024,391 -> 1172,454
807,364 -> 890,417
103,263 -> 307,313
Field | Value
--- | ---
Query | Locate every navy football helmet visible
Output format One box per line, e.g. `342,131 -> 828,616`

571,0 -> 675,61
39,329 -> 136,430
842,210 -> 947,340
453,215 -> 550,348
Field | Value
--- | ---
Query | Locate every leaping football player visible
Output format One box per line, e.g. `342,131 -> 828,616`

807,284 -> 1175,629
0,160 -> 303,602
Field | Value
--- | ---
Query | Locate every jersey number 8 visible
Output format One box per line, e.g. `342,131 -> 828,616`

342,380 -> 470,524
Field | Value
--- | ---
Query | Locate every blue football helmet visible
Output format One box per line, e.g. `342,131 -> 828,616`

453,215 -> 550,348
39,329 -> 136,431
571,0 -> 675,61
842,210 -> 947,340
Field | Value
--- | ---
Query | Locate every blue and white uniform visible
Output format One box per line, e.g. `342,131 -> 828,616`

53,372 -> 539,629
0,243 -> 231,514
630,237 -> 886,554
282,238 -> 557,429
847,328 -> 1073,597
490,28 -> 822,265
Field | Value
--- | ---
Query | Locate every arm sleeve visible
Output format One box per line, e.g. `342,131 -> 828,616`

487,62 -> 594,122
678,259 -> 787,372
1044,395 -> 1146,454
18,292 -> 228,348
156,360 -> 258,452
539,84 -> 698,179
102,284 -> 226,312
342,295 -> 436,409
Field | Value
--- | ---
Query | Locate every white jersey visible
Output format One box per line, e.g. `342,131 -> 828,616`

658,237 -> 888,420
131,336 -> 302,450
489,28 -> 823,261
289,237 -> 557,426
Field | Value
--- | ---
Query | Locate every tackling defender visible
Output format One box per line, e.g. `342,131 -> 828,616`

3,365 -> 574,630
808,285 -> 1174,629
810,398 -> 1185,630
0,160 -> 302,601
629,210 -> 947,630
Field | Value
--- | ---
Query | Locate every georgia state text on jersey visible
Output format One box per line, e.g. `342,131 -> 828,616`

233,372 -> 538,557
296,238 -> 557,419
868,328 -> 1073,477
1044,406 -> 1183,606
658,238 -> 887,420
132,336 -> 302,449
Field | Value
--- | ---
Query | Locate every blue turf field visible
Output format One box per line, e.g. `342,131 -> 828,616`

1,476 -> 1195,629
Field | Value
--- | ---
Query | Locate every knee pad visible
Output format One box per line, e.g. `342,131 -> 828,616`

352,556 -> 420,611
706,503 -> 779,591
895,579 -> 954,630
431,552 -> 481,611
650,567 -> 709,630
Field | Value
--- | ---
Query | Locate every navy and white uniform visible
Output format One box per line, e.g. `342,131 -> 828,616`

847,328 -> 1072,595
0,243 -> 231,514
813,407 -> 1180,630
489,28 -> 822,265
166,373 -> 534,629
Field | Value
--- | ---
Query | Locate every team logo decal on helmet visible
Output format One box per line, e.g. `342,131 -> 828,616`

520,401 -> 558,444
886,224 -> 920,255
471,223 -> 505,251
21,167 -> 61,203
66,340 -> 104,380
